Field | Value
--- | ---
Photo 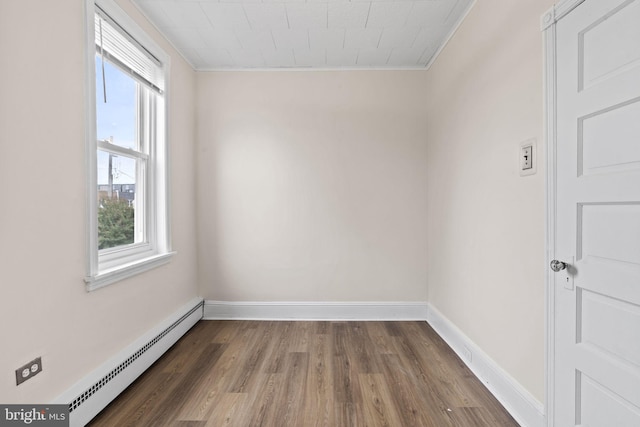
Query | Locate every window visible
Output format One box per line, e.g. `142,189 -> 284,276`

85,0 -> 172,290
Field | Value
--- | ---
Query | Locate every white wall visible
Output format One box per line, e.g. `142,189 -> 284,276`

424,0 -> 554,402
196,71 -> 429,302
0,0 -> 198,403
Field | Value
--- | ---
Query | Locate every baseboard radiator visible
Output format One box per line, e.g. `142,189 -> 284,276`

55,298 -> 204,427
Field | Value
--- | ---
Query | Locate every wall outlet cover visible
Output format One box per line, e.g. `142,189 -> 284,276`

15,357 -> 42,385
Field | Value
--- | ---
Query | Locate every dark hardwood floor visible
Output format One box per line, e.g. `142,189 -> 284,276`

89,321 -> 519,426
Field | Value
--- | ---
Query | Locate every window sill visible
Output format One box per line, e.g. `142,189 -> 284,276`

85,251 -> 175,291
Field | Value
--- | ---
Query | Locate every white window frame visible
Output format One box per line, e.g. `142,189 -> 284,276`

84,0 -> 173,291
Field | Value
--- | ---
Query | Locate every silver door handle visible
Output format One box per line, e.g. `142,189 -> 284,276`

550,260 -> 568,272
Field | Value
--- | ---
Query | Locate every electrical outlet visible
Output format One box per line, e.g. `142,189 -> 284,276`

15,357 -> 42,385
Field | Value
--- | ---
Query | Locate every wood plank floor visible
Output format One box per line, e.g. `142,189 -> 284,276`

88,321 -> 519,427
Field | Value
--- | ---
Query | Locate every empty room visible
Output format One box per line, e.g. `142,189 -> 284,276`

1,0 -> 638,426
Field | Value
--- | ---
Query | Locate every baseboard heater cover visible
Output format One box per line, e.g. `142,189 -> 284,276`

55,298 -> 204,426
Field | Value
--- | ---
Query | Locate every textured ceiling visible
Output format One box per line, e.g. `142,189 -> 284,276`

132,0 -> 473,70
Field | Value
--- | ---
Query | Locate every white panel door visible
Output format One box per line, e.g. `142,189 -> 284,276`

553,0 -> 640,425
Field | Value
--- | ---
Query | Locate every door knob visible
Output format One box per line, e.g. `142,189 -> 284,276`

550,259 -> 568,272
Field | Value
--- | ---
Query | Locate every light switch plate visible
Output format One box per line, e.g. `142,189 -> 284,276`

522,146 -> 533,170
519,138 -> 537,176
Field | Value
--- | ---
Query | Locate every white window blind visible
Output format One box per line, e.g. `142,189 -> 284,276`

95,6 -> 164,93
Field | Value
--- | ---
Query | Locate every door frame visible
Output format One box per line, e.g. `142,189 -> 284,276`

541,1 -> 585,426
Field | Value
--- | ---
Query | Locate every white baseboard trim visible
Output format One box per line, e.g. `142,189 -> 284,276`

426,304 -> 545,427
54,297 -> 204,427
204,300 -> 428,321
